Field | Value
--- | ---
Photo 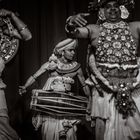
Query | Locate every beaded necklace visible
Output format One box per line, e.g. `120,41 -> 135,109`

96,21 -> 137,65
56,60 -> 80,74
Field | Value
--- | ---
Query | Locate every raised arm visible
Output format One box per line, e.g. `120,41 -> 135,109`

0,9 -> 32,41
65,13 -> 90,38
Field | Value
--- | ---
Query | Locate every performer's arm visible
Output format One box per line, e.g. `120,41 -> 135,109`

77,68 -> 90,96
133,57 -> 140,88
88,54 -> 114,91
0,9 -> 32,40
19,61 -> 51,95
65,13 -> 90,38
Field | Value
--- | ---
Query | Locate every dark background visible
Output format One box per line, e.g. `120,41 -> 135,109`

0,0 -> 140,139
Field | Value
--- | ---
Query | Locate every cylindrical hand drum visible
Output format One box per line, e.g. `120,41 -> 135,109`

30,89 -> 88,118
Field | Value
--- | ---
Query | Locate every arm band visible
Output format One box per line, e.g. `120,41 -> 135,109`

85,27 -> 90,38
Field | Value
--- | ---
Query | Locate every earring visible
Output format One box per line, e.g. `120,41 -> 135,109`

120,5 -> 129,19
98,8 -> 106,21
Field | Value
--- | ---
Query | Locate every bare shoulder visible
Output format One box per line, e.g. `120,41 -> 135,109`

129,21 -> 140,29
128,21 -> 140,41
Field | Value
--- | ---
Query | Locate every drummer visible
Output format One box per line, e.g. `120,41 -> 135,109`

19,38 -> 90,140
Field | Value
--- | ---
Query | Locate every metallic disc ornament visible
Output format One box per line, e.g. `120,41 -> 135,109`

0,17 -> 19,63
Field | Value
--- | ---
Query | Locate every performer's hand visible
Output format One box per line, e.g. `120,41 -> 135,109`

105,81 -> 118,92
67,13 -> 90,27
133,82 -> 137,88
19,86 -> 27,95
132,81 -> 140,89
132,75 -> 140,89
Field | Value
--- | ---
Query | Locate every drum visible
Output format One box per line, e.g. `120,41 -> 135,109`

30,89 -> 88,118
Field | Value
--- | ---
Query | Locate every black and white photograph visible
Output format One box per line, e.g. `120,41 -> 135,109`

0,0 -> 140,140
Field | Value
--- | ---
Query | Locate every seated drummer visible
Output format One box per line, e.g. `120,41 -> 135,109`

19,38 -> 90,140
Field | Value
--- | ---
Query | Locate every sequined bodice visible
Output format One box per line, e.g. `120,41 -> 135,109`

96,21 -> 137,65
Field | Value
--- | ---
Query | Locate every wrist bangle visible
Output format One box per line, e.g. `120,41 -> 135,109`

19,25 -> 27,32
65,23 -> 77,34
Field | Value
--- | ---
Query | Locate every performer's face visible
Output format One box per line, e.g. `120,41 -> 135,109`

104,1 -> 121,22
63,46 -> 76,61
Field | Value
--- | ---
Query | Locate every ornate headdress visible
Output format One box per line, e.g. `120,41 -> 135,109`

88,0 -> 135,12
88,0 -> 135,21
53,38 -> 78,57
